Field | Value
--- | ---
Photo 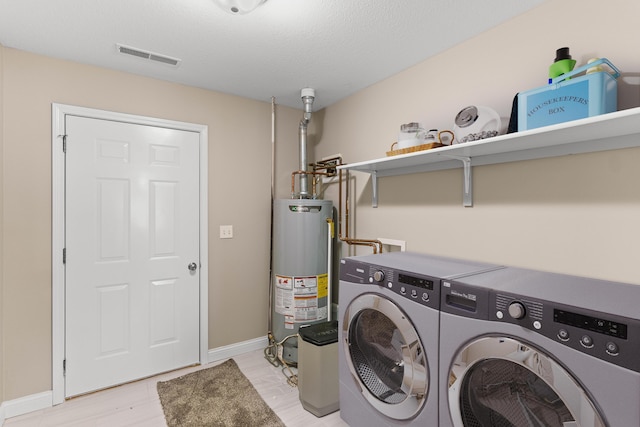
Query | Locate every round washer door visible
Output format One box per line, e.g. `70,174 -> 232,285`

448,336 -> 605,427
343,292 -> 428,420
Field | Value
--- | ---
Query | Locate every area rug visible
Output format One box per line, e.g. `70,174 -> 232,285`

157,358 -> 285,427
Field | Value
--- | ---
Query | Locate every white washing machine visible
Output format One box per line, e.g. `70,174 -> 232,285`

439,267 -> 640,427
338,252 -> 501,427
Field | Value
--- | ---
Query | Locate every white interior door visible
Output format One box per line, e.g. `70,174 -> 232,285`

64,115 -> 200,397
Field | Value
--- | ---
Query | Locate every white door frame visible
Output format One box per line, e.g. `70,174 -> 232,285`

51,103 -> 209,405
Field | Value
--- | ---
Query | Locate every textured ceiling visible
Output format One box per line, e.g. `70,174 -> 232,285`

0,0 -> 545,110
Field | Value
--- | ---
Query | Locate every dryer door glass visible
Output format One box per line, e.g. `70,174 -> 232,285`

344,293 -> 428,420
461,358 -> 573,426
449,336 -> 605,427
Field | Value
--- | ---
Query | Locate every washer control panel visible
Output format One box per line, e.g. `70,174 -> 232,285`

339,259 -> 440,310
367,265 -> 440,310
490,291 -> 640,373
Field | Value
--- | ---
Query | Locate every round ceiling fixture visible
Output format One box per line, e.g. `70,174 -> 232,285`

213,0 -> 267,15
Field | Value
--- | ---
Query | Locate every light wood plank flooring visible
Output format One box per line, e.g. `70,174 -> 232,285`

4,349 -> 349,427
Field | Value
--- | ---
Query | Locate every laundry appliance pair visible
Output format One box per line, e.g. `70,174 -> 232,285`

338,252 -> 500,426
338,252 -> 640,427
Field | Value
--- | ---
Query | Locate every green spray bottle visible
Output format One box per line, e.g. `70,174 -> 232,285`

548,47 -> 576,84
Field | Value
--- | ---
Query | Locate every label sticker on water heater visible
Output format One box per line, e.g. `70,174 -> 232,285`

275,275 -> 294,317
275,274 -> 327,323
293,276 -> 319,321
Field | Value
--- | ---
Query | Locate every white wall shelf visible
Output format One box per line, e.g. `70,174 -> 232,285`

338,107 -> 640,207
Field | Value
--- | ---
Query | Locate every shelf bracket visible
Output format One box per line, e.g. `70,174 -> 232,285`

441,155 -> 473,207
371,171 -> 378,208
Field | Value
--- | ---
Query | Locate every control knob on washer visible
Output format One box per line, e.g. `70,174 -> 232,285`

508,302 -> 526,319
372,270 -> 385,283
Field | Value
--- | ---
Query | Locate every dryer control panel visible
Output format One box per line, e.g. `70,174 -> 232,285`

339,259 -> 440,310
490,291 -> 640,374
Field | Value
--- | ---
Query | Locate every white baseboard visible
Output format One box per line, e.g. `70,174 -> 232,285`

207,336 -> 268,364
0,391 -> 52,425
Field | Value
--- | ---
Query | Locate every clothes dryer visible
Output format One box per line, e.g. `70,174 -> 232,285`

439,267 -> 640,427
338,252 -> 501,427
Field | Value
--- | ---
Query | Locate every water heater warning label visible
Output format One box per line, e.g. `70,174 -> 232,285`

275,274 -> 328,328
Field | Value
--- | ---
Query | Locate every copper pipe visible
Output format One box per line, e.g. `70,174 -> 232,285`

291,170 -> 334,198
313,157 -> 342,174
337,167 -> 382,254
292,157 -> 383,254
291,171 -> 301,195
344,169 -> 350,238
341,237 -> 383,254
312,173 -> 316,196
311,171 -> 333,196
338,168 -> 343,238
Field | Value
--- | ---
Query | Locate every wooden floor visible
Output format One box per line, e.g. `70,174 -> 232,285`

4,349 -> 349,427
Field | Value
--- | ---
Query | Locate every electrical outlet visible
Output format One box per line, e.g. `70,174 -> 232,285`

219,225 -> 233,239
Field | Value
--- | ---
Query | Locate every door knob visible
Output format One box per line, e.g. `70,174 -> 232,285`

188,262 -> 198,272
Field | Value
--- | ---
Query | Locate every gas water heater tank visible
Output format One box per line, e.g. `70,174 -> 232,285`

272,198 -> 333,364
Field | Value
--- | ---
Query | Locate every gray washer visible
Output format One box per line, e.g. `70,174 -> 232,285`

439,267 -> 640,427
339,252 -> 501,427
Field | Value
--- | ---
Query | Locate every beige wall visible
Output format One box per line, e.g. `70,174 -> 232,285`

318,0 -> 640,284
0,47 -> 301,401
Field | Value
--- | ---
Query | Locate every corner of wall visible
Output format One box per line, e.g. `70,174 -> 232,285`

0,42 -> 6,409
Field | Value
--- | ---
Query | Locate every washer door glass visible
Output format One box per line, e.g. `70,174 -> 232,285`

449,336 -> 605,427
343,293 -> 428,420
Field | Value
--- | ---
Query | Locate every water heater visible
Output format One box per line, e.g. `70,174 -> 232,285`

272,198 -> 333,364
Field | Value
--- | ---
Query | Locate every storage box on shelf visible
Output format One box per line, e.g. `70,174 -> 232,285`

337,107 -> 640,207
517,58 -> 619,131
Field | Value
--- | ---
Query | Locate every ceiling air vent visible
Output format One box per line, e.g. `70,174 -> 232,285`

116,44 -> 181,67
